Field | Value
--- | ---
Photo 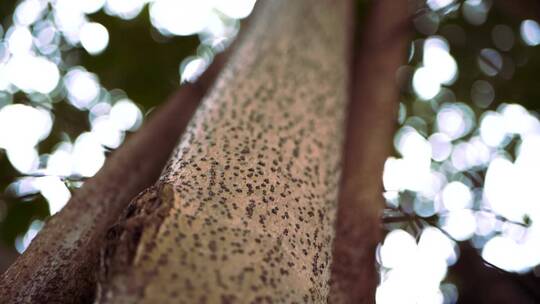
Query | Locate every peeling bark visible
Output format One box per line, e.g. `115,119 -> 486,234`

329,0 -> 410,303
97,1 -> 350,302
0,49 -> 227,303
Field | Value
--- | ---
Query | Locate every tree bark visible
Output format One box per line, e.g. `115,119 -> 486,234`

97,1 -> 350,303
0,49 -> 226,303
329,0 -> 410,303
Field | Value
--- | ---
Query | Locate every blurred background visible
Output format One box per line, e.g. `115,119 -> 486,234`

379,0 -> 540,302
0,0 -> 539,303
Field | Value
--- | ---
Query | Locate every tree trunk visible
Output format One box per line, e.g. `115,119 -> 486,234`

0,50 -> 227,303
97,0 -> 350,302
329,0 -> 410,303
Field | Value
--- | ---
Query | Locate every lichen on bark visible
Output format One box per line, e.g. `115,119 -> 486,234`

97,1 -> 350,303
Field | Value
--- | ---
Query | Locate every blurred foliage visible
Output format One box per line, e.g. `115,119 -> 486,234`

444,7 -> 540,111
377,0 -> 540,301
79,7 -> 199,110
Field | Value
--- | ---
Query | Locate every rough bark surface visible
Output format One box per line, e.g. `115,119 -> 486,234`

97,1 -> 349,303
329,0 -> 410,303
0,54 -> 226,303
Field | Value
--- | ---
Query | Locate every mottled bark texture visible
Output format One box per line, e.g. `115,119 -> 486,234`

97,1 -> 349,303
0,54 -> 226,303
329,0 -> 410,303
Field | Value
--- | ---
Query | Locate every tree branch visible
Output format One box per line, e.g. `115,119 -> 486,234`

328,0 -> 411,303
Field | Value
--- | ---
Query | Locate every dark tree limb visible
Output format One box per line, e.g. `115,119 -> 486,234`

329,0 -> 411,302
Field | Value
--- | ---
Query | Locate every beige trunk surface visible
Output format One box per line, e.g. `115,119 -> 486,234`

97,1 -> 349,303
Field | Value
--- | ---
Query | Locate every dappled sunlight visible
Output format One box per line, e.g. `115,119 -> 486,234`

63,68 -> 100,109
33,176 -> 70,215
14,219 -> 43,253
377,228 -> 457,304
412,36 -> 457,100
79,22 -> 109,55
0,104 -> 52,173
520,19 -> 540,46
